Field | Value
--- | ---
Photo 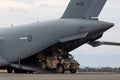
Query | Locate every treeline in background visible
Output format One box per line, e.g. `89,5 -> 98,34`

79,67 -> 120,73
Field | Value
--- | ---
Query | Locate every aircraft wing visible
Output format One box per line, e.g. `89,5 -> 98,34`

88,41 -> 120,47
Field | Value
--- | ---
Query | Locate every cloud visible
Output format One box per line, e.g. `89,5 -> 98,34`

11,0 -> 34,4
0,0 -> 69,27
0,0 -> 35,4
9,7 -> 26,13
0,1 -> 32,9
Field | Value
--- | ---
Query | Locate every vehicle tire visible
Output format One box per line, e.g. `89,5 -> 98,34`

7,68 -> 13,73
70,65 -> 77,74
57,64 -> 65,73
41,61 -> 47,70
70,69 -> 76,74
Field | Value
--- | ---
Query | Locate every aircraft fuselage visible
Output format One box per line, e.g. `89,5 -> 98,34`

0,19 -> 113,66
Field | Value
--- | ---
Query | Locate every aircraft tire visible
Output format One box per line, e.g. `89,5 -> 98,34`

14,68 -> 28,73
7,68 -> 13,73
28,71 -> 33,73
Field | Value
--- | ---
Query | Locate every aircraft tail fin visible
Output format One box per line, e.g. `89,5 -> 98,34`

62,0 -> 107,19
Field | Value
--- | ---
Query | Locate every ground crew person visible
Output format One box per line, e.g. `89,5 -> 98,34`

52,49 -> 65,68
57,49 -> 68,64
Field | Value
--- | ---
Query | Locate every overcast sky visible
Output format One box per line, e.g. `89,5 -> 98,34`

0,0 -> 120,68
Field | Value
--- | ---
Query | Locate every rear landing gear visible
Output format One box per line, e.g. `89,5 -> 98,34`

7,68 -> 13,73
14,68 -> 28,73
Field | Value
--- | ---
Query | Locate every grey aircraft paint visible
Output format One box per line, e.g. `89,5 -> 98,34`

0,0 -> 117,67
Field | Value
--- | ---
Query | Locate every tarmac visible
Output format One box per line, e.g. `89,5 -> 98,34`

0,72 -> 120,80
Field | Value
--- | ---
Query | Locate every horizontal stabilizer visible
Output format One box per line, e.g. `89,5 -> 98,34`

88,41 -> 120,47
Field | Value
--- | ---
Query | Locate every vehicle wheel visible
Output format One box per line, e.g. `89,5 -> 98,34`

70,65 -> 77,74
41,61 -> 47,70
7,68 -> 13,73
70,69 -> 76,74
57,64 -> 65,73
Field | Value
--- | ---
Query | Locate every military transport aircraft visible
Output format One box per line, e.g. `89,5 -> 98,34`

0,0 -> 120,73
